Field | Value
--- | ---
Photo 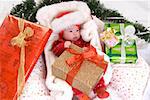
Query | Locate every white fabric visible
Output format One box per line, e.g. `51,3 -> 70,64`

19,56 -> 51,99
108,57 -> 150,100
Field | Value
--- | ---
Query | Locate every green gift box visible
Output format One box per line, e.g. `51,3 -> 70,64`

104,23 -> 138,64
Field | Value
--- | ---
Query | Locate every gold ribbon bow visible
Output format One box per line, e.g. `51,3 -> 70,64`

100,28 -> 115,41
66,46 -> 108,85
11,19 -> 34,97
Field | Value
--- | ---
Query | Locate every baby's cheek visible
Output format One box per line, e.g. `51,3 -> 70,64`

68,33 -> 75,38
63,32 -> 73,40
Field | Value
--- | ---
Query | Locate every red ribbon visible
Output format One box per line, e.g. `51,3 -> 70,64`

65,46 -> 108,85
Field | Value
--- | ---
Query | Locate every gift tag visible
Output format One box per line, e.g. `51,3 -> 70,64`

100,28 -> 119,48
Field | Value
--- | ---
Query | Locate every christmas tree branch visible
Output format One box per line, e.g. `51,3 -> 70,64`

10,0 -> 150,42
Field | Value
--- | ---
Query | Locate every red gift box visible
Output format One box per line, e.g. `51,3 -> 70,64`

0,15 -> 52,100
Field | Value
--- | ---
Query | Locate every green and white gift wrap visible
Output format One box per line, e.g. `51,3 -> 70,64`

104,23 -> 138,64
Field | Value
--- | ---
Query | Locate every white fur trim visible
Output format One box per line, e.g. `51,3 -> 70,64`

44,33 -> 58,53
44,46 -> 73,100
103,63 -> 112,85
96,49 -> 112,85
80,20 -> 97,42
80,20 -> 102,50
92,16 -> 105,33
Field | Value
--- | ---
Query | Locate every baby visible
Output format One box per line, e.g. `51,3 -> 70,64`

51,25 -> 89,56
51,25 -> 109,98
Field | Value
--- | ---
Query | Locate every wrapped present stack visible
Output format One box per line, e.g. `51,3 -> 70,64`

100,22 -> 138,64
0,15 -> 52,99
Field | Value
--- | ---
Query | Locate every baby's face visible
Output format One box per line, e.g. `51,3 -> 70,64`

63,25 -> 80,41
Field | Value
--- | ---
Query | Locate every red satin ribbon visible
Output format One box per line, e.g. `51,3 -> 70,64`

65,46 -> 108,85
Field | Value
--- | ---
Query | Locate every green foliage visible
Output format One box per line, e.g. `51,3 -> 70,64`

10,0 -> 150,42
10,0 -> 37,22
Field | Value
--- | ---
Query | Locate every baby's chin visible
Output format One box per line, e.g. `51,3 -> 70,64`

72,37 -> 80,41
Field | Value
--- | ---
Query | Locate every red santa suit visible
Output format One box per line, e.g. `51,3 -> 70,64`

51,37 -> 90,57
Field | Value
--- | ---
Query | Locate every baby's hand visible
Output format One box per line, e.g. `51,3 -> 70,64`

64,41 -> 71,48
83,47 -> 89,51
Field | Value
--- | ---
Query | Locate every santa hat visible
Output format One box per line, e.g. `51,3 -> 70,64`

55,11 -> 81,39
36,1 -> 91,34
